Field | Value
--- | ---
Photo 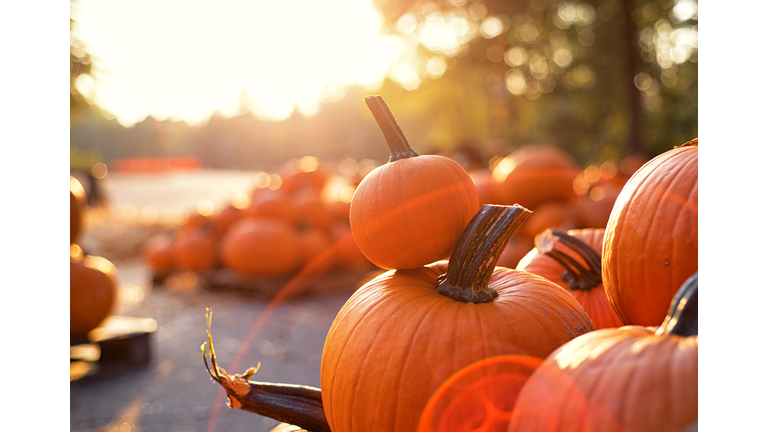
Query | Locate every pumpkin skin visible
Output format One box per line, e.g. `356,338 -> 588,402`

508,273 -> 698,432
517,229 -> 624,329
602,139 -> 698,326
219,217 -> 301,277
349,96 -> 480,270
70,176 -> 87,245
320,261 -> 595,432
71,251 -> 117,335
143,233 -> 178,273
494,145 -> 579,209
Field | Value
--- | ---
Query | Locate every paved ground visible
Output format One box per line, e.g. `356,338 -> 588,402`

70,257 -> 374,432
70,170 -> 379,432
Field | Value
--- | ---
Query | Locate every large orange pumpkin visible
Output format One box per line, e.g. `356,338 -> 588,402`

517,228 -> 624,329
70,246 -> 117,335
602,138 -> 698,326
219,217 -> 301,277
321,205 -> 595,432
508,272 -> 698,432
349,96 -> 480,270
143,233 -> 178,273
175,228 -> 218,272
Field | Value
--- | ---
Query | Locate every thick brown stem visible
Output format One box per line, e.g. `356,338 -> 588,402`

657,272 -> 697,337
202,309 -> 331,432
365,95 -> 419,162
534,229 -> 602,292
436,204 -> 532,303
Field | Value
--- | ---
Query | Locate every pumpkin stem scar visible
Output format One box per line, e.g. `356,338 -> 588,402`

365,95 -> 420,163
437,204 -> 532,303
535,229 -> 603,292
202,308 -> 332,432
657,272 -> 698,337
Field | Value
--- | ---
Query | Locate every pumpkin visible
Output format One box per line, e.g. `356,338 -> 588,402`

143,233 -> 178,273
246,189 -> 297,225
297,227 -> 334,272
515,201 -> 577,241
219,217 -> 301,277
175,228 -> 218,272
330,222 -> 372,272
279,156 -> 330,195
493,145 -> 579,209
70,246 -> 117,335
292,189 -> 333,231
508,272 -> 698,432
602,138 -> 698,326
496,237 -> 534,269
574,182 -> 623,229
349,96 -> 480,270
469,168 -> 503,206
70,175 -> 87,245
212,203 -> 246,236
517,229 -> 624,329
321,204 -> 595,432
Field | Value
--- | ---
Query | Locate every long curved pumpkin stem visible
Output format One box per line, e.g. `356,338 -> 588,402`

365,95 -> 419,162
202,309 -> 331,432
657,272 -> 698,337
534,229 -> 603,292
437,204 -> 532,303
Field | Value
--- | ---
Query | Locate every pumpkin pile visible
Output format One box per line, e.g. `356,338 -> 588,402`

201,95 -> 698,432
142,156 -> 376,285
70,175 -> 119,337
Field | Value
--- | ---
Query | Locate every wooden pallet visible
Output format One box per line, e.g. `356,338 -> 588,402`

70,315 -> 157,383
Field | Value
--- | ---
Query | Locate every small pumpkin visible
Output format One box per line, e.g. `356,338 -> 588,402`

279,156 -> 330,195
493,145 -> 579,209
70,245 -> 117,335
219,217 -> 301,277
349,96 -> 480,270
321,204 -> 595,432
143,233 -> 178,273
515,201 -> 577,241
508,272 -> 698,432
517,228 -> 624,329
602,138 -> 698,326
175,227 -> 218,272
70,175 -> 87,245
246,189 -> 297,225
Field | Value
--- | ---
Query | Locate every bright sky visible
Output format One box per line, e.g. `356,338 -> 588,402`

72,0 -> 406,127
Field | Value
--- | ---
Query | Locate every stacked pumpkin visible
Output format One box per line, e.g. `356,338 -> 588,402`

142,156 -> 375,284
70,175 -> 119,337
202,95 -> 698,431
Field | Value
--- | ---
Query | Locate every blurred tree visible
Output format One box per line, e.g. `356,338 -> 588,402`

372,0 -> 698,162
70,1 -> 95,123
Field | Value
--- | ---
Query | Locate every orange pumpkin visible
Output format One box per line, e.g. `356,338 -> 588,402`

508,272 -> 698,432
517,229 -> 624,329
292,189 -> 333,231
70,247 -> 117,335
321,205 -> 595,432
279,156 -> 330,195
515,201 -> 577,240
494,145 -> 579,209
70,176 -> 87,245
602,138 -> 698,326
143,233 -> 178,273
219,217 -> 301,277
349,96 -> 480,270
246,189 -> 297,225
175,228 -> 218,272
469,168 -> 503,206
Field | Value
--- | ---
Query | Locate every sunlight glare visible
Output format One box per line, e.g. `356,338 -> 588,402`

73,0 -> 405,126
